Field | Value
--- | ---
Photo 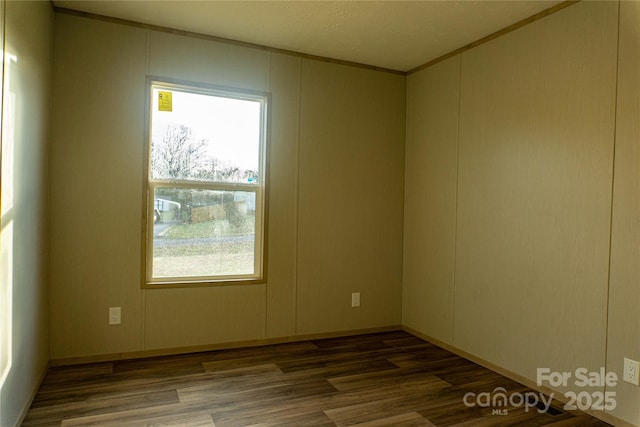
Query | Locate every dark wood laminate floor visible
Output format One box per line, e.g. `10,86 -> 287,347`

24,331 -> 611,426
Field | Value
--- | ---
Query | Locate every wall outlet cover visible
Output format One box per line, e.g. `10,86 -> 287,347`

351,293 -> 360,307
109,307 -> 121,325
623,358 -> 640,386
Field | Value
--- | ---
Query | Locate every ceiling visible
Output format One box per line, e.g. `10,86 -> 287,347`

53,1 -> 566,72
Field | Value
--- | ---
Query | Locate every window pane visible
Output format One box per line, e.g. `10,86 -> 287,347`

151,88 -> 261,184
152,187 -> 257,279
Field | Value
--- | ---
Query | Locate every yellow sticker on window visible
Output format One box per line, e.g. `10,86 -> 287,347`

158,91 -> 172,112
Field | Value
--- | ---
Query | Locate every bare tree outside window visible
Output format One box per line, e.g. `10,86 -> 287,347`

151,124 -> 207,180
152,123 -> 259,184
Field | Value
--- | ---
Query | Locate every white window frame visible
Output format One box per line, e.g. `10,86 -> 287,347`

142,78 -> 269,288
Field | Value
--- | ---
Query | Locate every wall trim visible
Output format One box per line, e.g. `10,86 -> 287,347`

48,325 -> 401,367
407,0 -> 580,75
402,326 -> 637,427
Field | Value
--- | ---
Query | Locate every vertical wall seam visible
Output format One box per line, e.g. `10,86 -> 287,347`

46,1 -> 55,359
603,0 -> 622,404
293,57 -> 302,336
141,28 -> 150,351
451,53 -> 463,346
264,50 -> 271,340
400,73 -> 408,326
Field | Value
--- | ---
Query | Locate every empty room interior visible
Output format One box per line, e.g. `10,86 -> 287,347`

2,0 -> 640,426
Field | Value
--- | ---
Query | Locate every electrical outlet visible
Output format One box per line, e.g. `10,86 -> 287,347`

109,307 -> 121,325
623,358 -> 640,386
351,292 -> 360,307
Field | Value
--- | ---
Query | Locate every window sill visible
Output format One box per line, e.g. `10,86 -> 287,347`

143,278 -> 266,290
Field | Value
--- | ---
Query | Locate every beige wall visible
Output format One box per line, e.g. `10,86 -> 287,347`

297,59 -> 405,334
50,15 -> 146,359
455,0 -> 616,384
0,1 -> 53,426
607,1 -> 640,423
405,1 -> 640,425
403,56 -> 459,343
49,13 -> 405,359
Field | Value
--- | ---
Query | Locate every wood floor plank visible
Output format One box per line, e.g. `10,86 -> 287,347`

39,363 -> 114,386
202,363 -> 283,379
179,376 -> 338,405
197,341 -> 320,372
382,336 -> 435,348
31,371 -> 212,408
24,331 -> 612,427
101,413 -> 216,427
23,390 -> 179,426
213,409 -> 336,427
349,412 -> 435,427
323,382 -> 458,426
328,370 -> 451,392
544,416 -> 611,426
58,402 -> 216,426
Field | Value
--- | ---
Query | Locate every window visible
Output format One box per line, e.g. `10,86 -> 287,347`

144,79 -> 268,286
